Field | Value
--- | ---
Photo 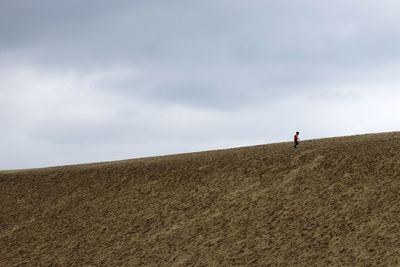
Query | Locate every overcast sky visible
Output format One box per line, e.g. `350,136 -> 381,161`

1,0 -> 400,169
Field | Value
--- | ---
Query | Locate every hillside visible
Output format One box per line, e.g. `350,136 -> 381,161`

1,132 -> 400,266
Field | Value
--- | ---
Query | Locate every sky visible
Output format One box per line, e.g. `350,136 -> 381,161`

1,0 -> 400,169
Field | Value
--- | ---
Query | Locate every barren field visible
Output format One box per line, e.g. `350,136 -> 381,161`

1,132 -> 400,266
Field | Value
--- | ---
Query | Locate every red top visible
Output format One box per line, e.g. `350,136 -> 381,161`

294,134 -> 299,141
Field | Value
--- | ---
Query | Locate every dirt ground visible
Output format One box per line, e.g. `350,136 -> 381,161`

1,132 -> 400,266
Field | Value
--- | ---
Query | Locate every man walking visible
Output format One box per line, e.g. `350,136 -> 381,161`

294,131 -> 300,148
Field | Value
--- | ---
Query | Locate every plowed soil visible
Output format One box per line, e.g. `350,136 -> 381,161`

1,132 -> 400,266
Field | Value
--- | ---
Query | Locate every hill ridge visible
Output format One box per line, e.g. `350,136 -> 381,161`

1,131 -> 392,173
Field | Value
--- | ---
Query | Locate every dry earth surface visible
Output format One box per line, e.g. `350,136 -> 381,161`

1,132 -> 400,266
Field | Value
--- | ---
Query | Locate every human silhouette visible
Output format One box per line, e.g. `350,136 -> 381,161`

294,131 -> 300,148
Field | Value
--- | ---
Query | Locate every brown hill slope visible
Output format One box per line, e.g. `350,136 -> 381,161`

1,132 -> 400,266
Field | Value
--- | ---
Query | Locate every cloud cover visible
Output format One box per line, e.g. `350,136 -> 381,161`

1,0 -> 400,169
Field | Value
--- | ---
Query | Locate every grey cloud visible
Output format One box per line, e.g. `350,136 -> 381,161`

4,1 -> 400,81
3,1 -> 400,63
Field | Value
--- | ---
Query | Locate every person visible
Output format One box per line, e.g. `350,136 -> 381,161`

294,131 -> 300,148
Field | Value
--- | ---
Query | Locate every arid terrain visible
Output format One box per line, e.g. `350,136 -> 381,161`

1,132 -> 400,266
